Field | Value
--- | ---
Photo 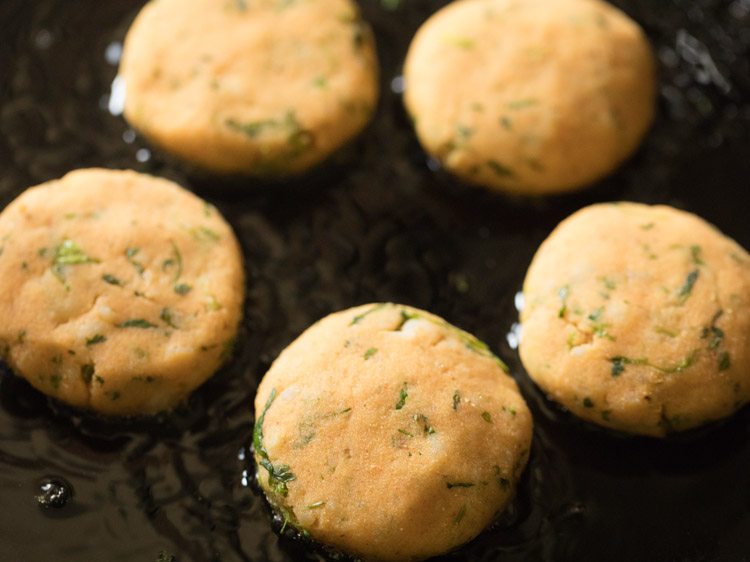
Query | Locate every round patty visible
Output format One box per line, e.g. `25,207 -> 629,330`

519,203 -> 750,436
0,169 -> 245,415
403,0 -> 656,195
120,0 -> 379,177
253,303 -> 533,561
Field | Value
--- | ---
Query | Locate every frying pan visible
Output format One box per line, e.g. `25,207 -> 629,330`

1,0 -> 749,560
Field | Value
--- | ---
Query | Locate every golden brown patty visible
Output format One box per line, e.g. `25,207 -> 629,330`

120,0 -> 379,177
254,303 -> 533,561
520,203 -> 750,436
0,169 -> 245,415
403,0 -> 656,195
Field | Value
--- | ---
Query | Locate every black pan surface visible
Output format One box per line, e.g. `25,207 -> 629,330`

1,1 -> 749,561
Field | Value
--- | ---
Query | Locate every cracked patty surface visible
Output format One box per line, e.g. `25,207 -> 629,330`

519,203 -> 750,437
119,0 -> 379,177
253,303 -> 533,561
402,0 -> 656,195
0,169 -> 244,415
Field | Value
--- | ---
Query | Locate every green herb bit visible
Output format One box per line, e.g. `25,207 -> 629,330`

102,274 -> 124,286
718,352 -> 731,371
602,410 -> 612,421
86,334 -> 106,346
500,116 -> 512,130
609,356 -> 646,377
588,308 -> 604,322
486,159 -> 515,178
160,308 -> 179,329
701,309 -> 724,350
81,364 -> 95,384
481,411 -> 492,423
52,239 -> 100,286
226,117 -> 279,138
501,405 -> 517,416
162,240 -> 183,282
453,391 -> 461,411
174,283 -> 192,295
456,124 -> 473,142
558,285 -> 570,318
690,245 -> 705,266
677,269 -> 700,304
118,319 -> 157,329
125,247 -> 145,276
363,347 -> 378,360
640,222 -> 655,231
108,391 -> 121,401
454,505 -> 467,525
312,75 -> 328,89
442,35 -> 475,49
494,465 -> 510,489
306,501 -> 326,509
350,303 -> 387,325
447,482 -> 475,489
17,330 -> 26,344
188,226 -> 221,243
583,397 -> 594,408
157,551 -> 176,562
234,0 -> 247,10
50,374 -> 61,390
254,389 -> 296,496
395,382 -> 408,410
507,98 -> 538,110
398,428 -> 414,437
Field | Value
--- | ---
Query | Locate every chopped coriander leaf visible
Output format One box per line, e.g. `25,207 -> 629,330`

174,283 -> 192,295
188,226 -> 221,243
447,482 -> 475,489
51,239 -> 100,286
690,245 -> 704,266
507,98 -> 538,110
398,428 -> 414,437
602,410 -> 612,421
253,389 -> 296,496
80,364 -> 95,384
50,374 -> 61,390
102,274 -> 124,286
486,159 -> 515,178
500,116 -> 512,130
157,552 -> 176,562
558,285 -> 570,318
609,356 -> 643,376
17,330 -> 26,343
588,307 -> 604,322
118,319 -> 157,329
701,310 -> 724,349
718,352 -> 731,371
677,269 -> 700,303
395,382 -> 408,410
312,75 -> 328,89
125,247 -> 145,275
350,303 -> 386,325
583,397 -> 594,408
481,411 -> 492,423
235,0 -> 247,10
454,505 -> 467,525
453,391 -> 461,411
363,347 -> 378,360
160,308 -> 179,329
163,240 -> 183,282
85,334 -> 106,346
